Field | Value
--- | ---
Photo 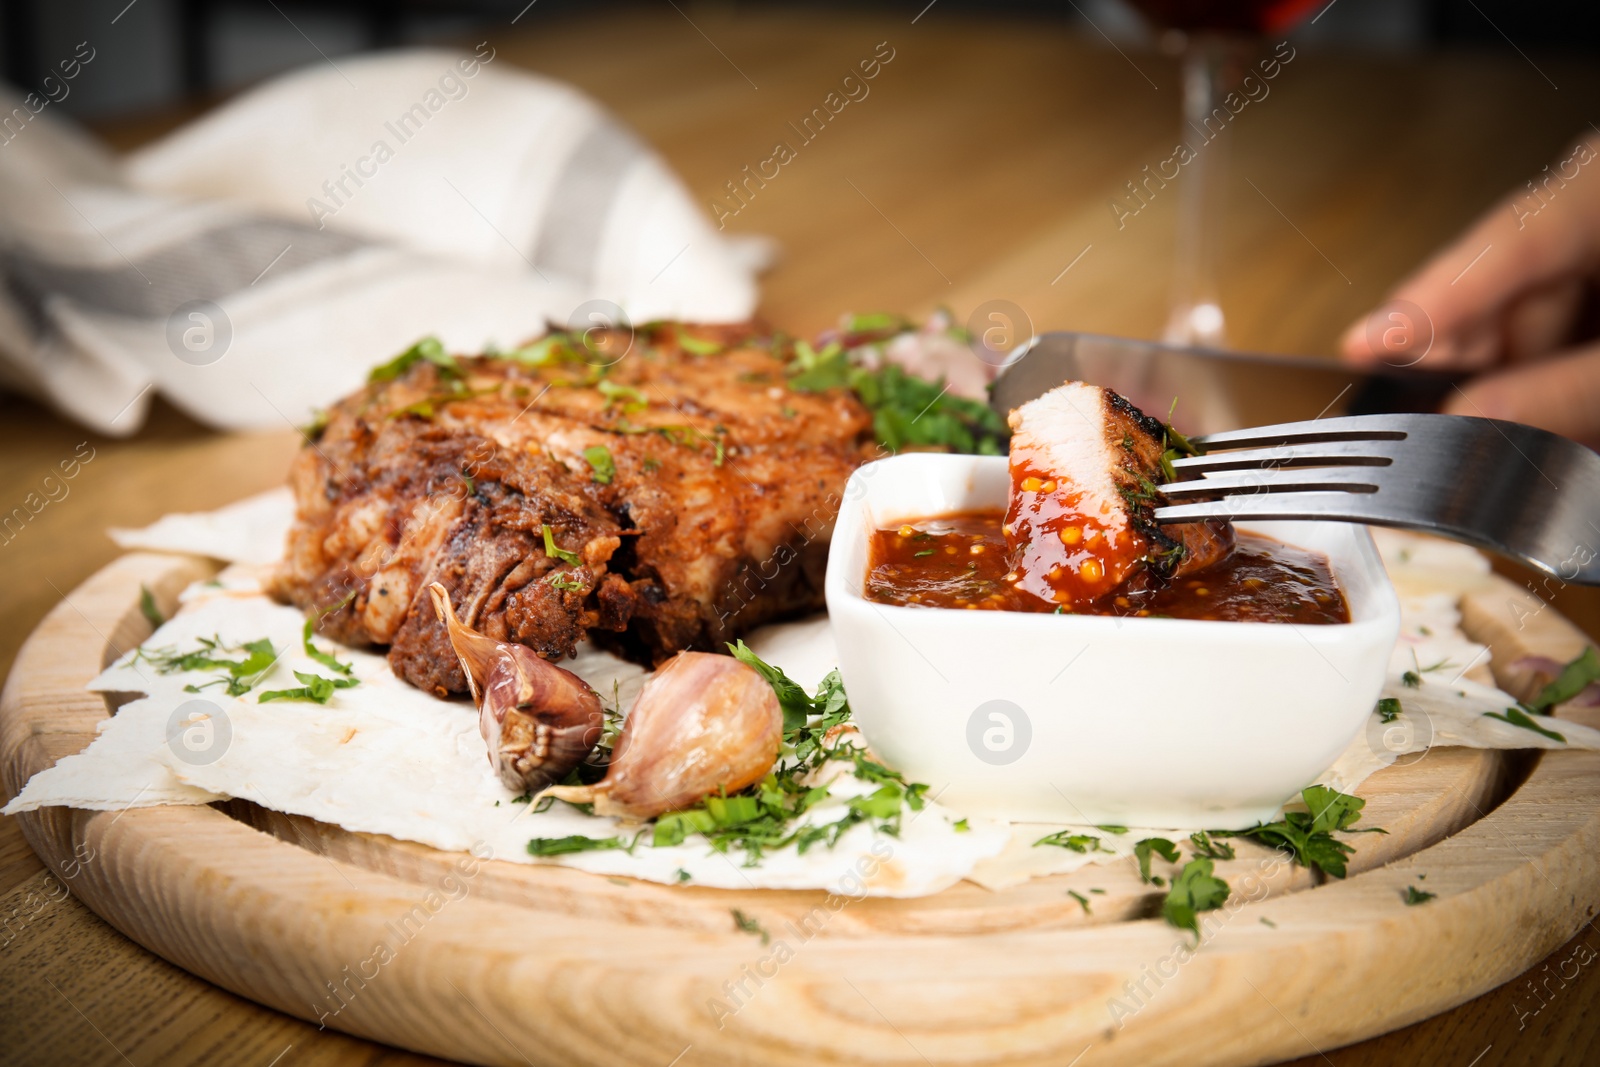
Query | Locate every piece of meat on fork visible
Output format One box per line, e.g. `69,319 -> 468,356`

1003,381 -> 1233,610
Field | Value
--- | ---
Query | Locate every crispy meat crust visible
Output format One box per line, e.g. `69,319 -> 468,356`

269,324 -> 876,696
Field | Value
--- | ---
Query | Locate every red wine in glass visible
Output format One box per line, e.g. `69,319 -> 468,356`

1125,0 -> 1322,34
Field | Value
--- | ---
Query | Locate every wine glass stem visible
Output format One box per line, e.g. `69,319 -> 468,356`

1165,36 -> 1230,348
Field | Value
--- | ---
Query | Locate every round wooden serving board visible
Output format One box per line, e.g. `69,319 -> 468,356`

3,551 -> 1598,1067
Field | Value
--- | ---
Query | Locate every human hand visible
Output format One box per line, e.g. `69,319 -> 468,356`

1340,134 -> 1600,448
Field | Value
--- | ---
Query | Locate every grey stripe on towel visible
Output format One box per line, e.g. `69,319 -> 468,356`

0,218 -> 370,324
531,120 -> 643,286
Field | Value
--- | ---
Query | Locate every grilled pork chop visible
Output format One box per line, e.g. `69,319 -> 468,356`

270,324 -> 876,696
1004,381 -> 1233,608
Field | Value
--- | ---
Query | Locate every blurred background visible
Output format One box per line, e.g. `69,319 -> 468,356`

4,0 -> 1599,120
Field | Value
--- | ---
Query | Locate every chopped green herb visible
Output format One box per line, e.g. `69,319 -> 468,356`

597,379 -> 648,413
133,635 -> 279,697
1418,658 -> 1453,673
138,585 -> 165,630
299,616 -> 354,678
583,445 -> 616,485
542,524 -> 582,566
1163,858 -> 1230,939
914,549 -> 936,557
1376,697 -> 1402,723
368,336 -> 459,382
952,818 -> 970,832
1134,837 -> 1181,883
1402,885 -> 1436,905
1096,824 -> 1130,835
786,337 -> 1008,455
1034,831 -> 1104,853
730,639 -> 813,731
527,835 -> 628,857
258,669 -> 359,704
1260,917 -> 1277,928
1188,830 -> 1235,861
548,572 -> 585,592
1525,647 -> 1600,713
675,868 -> 692,883
1484,705 -> 1566,743
1213,786 -> 1379,880
678,331 -> 726,356
731,908 -> 770,944
642,457 -> 661,472
1067,889 -> 1092,915
1401,671 -> 1421,688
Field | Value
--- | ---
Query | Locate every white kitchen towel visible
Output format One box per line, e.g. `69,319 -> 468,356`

0,47 -> 763,436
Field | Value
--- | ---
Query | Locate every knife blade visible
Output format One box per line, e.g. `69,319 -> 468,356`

987,331 -> 1462,436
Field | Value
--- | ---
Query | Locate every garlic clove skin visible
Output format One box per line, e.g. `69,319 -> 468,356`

427,582 -> 605,793
540,651 -> 781,820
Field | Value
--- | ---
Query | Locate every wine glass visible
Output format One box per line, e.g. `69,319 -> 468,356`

1121,0 -> 1322,348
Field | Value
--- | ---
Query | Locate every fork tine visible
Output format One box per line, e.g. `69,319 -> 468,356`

1154,492 -> 1381,524
1158,467 -> 1383,499
1189,413 -> 1413,451
1171,439 -> 1402,474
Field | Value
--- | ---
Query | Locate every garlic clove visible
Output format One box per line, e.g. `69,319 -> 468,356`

427,582 -> 605,793
540,651 -> 781,820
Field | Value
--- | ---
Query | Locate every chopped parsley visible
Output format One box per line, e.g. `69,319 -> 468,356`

1484,705 -> 1566,743
1034,831 -> 1105,853
138,585 -> 165,629
597,379 -> 647,413
548,572 -> 585,592
1096,824 -> 1130,835
258,670 -> 358,704
1214,786 -> 1380,880
1401,671 -> 1421,688
1525,647 -> 1600,713
1067,889 -> 1092,915
731,908 -> 770,944
300,615 -> 355,677
1163,857 -> 1230,938
368,336 -> 459,382
952,818 -> 970,832
582,445 -> 616,485
1134,837 -> 1180,883
1402,885 -> 1436,905
133,635 -> 278,697
678,330 -> 726,356
527,834 -> 634,857
1188,830 -> 1234,861
785,336 -> 1008,455
1376,697 -> 1402,723
541,524 -> 582,566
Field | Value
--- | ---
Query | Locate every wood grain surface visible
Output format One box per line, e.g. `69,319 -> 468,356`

3,7 -> 1599,1066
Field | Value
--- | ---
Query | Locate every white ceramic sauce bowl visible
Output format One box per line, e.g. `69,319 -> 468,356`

824,453 -> 1401,828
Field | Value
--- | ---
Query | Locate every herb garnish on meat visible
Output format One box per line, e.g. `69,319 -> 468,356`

783,330 -> 1009,455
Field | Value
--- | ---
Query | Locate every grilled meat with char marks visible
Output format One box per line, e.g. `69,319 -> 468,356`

269,324 -> 876,696
1004,380 -> 1233,608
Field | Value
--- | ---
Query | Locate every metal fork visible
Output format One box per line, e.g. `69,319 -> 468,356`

1153,413 -> 1600,584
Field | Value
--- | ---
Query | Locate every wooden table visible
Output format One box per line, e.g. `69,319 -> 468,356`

3,8 -> 1598,1065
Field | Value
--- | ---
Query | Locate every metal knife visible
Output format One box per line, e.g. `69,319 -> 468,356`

987,331 -> 1462,436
